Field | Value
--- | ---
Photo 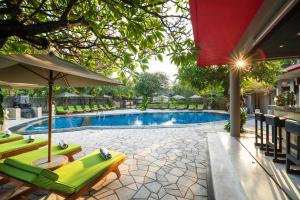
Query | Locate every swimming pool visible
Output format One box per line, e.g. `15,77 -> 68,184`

25,112 -> 229,131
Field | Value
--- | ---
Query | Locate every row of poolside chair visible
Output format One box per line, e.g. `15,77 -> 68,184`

147,104 -> 204,110
0,130 -> 125,199
56,104 -> 116,114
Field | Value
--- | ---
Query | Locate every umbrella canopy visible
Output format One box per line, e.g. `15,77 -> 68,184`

172,95 -> 185,100
0,81 -> 41,89
0,54 -> 120,162
79,94 -> 93,97
0,54 -> 120,86
55,92 -> 79,98
190,95 -> 201,99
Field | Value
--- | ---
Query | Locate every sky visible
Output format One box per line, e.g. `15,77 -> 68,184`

147,56 -> 178,83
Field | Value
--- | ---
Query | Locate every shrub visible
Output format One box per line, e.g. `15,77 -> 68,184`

224,108 -> 247,133
140,96 -> 149,111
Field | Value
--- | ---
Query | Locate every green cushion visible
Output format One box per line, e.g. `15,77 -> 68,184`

10,144 -> 81,164
75,105 -> 83,111
0,133 -> 23,143
0,163 -> 38,183
0,138 -> 47,158
84,105 -> 91,111
56,106 -> 65,111
169,104 -> 176,109
197,104 -> 204,109
67,106 -> 76,112
189,105 -> 196,109
50,150 -> 125,194
4,158 -> 59,181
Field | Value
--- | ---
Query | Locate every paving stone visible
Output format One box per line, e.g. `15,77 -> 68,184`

107,180 -> 123,190
161,194 -> 177,200
165,173 -> 179,183
145,181 -> 162,193
95,190 -> 114,199
99,194 -> 119,200
133,176 -> 145,184
190,183 -> 207,196
150,192 -> 159,199
126,183 -> 137,191
158,187 -> 167,199
165,189 -> 182,197
133,186 -> 151,199
169,168 -> 184,176
115,187 -> 136,199
177,176 -> 196,188
119,175 -> 135,186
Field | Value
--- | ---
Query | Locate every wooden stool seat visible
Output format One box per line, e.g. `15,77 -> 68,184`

285,120 -> 300,174
255,112 -> 266,150
264,114 -> 286,163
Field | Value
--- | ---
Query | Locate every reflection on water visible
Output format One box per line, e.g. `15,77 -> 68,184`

26,112 -> 229,131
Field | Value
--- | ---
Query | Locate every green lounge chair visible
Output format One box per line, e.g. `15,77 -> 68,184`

176,104 -> 187,110
0,144 -> 82,186
149,104 -> 160,109
161,104 -> 169,109
91,105 -> 99,111
84,105 -> 91,112
188,104 -> 196,110
0,133 -> 23,144
56,106 -> 72,115
0,150 -> 125,199
6,144 -> 82,163
169,104 -> 176,109
67,106 -> 77,113
0,138 -> 48,159
75,105 -> 84,113
197,104 -> 204,110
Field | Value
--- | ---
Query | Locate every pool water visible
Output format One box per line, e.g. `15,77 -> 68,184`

25,112 -> 229,131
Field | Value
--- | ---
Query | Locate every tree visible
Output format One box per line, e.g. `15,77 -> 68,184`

135,72 -> 168,97
177,64 -> 229,96
0,0 -> 192,80
171,83 -> 195,98
176,59 -> 293,96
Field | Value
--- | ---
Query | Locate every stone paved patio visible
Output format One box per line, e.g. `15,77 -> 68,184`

0,119 -> 226,200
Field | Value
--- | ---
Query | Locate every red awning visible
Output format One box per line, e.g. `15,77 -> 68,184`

284,63 -> 300,72
190,0 -> 264,67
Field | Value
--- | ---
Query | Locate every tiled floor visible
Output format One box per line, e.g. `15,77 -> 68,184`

1,111 -> 227,199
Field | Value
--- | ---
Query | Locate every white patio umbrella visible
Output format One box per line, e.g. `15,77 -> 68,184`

0,54 -> 121,162
0,81 -> 42,89
103,94 -> 112,98
79,94 -> 93,97
172,95 -> 185,100
190,95 -> 201,99
55,92 -> 79,98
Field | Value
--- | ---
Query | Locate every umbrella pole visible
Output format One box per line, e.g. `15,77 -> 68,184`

48,71 -> 54,162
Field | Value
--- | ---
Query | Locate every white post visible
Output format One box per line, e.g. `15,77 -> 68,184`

290,81 -> 295,92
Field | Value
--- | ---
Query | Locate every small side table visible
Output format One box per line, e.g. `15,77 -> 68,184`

33,155 -> 68,170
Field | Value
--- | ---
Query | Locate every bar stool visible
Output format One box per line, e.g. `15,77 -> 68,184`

264,114 -> 286,163
255,112 -> 266,150
285,120 -> 300,174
